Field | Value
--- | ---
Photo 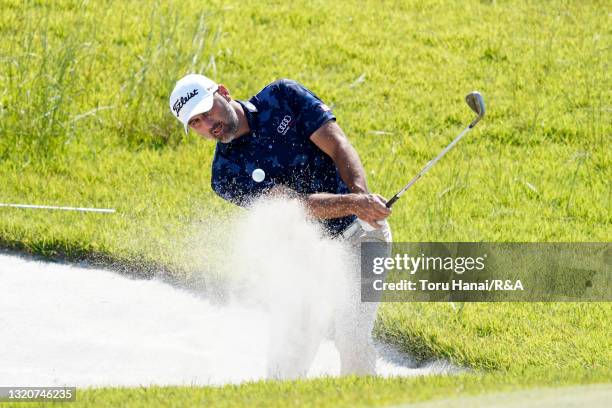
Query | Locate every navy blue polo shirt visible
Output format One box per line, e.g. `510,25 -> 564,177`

211,79 -> 356,235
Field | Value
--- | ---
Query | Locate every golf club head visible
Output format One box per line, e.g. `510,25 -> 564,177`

466,91 -> 485,127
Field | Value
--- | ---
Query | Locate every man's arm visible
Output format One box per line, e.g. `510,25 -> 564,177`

310,121 -> 369,194
305,120 -> 391,228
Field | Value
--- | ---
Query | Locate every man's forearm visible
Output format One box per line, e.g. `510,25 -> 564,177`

302,193 -> 358,219
304,121 -> 392,225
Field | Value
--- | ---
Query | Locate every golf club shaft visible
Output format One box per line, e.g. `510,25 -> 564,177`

385,123 -> 473,208
0,203 -> 115,213
339,92 -> 484,238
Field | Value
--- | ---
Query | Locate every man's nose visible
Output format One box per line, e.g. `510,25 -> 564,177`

201,116 -> 215,131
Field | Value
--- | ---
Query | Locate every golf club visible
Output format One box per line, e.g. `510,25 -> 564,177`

0,203 -> 116,213
342,91 -> 485,237
385,91 -> 485,208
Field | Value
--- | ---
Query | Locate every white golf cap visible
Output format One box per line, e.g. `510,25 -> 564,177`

169,74 -> 218,134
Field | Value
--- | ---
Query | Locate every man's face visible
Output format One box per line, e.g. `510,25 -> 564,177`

187,87 -> 240,143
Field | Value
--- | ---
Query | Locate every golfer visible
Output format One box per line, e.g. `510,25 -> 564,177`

169,74 -> 392,376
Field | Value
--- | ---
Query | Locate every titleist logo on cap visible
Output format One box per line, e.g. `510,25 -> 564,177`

172,88 -> 199,117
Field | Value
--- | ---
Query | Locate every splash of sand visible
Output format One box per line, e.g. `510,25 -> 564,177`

0,198 -> 459,387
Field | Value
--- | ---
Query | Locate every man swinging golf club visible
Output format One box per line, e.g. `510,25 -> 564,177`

169,74 -> 392,377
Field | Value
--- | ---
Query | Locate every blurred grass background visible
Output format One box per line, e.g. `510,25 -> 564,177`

0,0 -> 608,263
0,0 -> 610,406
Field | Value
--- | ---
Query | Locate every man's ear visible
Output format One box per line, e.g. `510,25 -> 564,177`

217,84 -> 232,101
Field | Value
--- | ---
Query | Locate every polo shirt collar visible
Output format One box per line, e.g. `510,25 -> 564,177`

237,100 -> 258,135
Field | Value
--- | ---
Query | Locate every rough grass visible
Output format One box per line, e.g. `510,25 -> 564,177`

0,0 -> 610,406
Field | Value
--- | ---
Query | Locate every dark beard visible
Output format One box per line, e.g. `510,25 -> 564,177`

218,101 -> 240,143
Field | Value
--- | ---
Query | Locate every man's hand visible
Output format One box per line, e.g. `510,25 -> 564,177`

351,193 -> 391,229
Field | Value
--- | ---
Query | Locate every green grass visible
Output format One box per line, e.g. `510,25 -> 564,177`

2,368 -> 610,408
376,302 -> 611,370
0,0 -> 610,406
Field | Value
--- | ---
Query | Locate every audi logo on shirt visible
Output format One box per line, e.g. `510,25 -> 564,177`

277,115 -> 292,135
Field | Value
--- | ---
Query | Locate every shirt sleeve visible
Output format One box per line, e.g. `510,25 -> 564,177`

211,148 -> 274,207
278,79 -> 336,139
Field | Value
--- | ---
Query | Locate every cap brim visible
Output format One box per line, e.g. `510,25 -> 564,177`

183,96 -> 214,134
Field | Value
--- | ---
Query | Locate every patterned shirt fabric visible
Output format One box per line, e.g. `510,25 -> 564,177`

211,79 -> 357,236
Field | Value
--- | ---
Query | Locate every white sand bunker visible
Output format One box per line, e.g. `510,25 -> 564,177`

0,252 -> 457,387
1,199 -> 460,387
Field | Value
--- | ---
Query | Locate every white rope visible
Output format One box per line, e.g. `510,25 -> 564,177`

0,203 -> 115,213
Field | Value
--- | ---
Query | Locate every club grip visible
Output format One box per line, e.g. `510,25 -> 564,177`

386,195 -> 399,208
